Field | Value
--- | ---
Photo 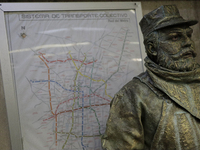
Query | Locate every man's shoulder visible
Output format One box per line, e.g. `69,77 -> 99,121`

116,71 -> 165,100
121,72 -> 148,88
118,71 -> 152,93
109,72 -> 164,115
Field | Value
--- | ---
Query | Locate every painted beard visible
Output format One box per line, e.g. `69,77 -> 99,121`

157,49 -> 197,72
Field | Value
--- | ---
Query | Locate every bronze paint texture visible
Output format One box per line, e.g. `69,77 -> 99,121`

102,5 -> 200,150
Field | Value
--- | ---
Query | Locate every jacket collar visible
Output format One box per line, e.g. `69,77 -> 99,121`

145,57 -> 200,119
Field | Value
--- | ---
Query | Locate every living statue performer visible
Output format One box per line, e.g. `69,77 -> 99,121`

101,5 -> 200,150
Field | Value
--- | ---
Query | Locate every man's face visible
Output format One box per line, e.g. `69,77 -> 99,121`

156,25 -> 197,72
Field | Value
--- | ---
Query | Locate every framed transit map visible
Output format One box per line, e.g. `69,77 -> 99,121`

0,2 -> 145,150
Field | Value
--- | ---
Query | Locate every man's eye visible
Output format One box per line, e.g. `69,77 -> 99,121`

172,36 -> 179,41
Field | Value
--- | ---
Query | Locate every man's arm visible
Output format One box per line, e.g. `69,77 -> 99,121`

101,88 -> 144,150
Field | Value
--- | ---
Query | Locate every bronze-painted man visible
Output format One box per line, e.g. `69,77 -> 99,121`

101,5 -> 200,150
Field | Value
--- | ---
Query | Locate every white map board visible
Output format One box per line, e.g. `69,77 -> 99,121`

0,3 -> 145,150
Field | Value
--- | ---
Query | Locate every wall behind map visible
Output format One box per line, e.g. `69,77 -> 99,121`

0,1 -> 200,150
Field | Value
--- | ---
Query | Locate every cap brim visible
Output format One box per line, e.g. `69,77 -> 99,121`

155,20 -> 198,30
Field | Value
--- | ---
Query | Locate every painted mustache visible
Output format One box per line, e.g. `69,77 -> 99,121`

170,49 -> 197,60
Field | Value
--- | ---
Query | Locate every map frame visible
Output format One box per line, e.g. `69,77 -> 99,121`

0,2 -> 145,150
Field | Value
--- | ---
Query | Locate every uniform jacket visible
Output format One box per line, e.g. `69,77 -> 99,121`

101,57 -> 200,150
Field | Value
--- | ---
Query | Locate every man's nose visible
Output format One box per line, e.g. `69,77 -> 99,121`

182,35 -> 192,47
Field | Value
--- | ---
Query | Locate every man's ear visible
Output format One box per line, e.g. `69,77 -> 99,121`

146,42 -> 157,57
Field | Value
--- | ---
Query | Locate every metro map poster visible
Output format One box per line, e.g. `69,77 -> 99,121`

5,10 -> 143,150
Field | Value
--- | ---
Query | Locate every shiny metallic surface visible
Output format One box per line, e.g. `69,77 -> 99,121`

102,5 -> 200,150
